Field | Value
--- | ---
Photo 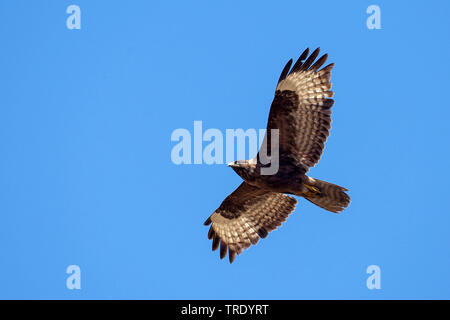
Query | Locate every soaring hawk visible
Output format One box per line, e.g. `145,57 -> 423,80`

204,48 -> 350,263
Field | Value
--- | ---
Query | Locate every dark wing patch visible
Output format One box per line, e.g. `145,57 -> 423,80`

204,182 -> 297,263
260,47 -> 335,169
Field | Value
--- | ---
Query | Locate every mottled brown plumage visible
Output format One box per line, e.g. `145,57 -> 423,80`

204,48 -> 350,263
204,182 -> 297,263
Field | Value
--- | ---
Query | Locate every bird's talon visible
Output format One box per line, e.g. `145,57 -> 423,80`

304,184 -> 321,196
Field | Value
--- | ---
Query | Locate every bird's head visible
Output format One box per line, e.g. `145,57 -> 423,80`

228,159 -> 257,181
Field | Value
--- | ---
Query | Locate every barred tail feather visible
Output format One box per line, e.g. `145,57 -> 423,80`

304,176 -> 350,213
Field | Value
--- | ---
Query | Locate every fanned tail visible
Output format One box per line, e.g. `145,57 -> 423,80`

303,176 -> 350,213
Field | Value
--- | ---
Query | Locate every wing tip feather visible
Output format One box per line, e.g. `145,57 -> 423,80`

203,216 -> 212,226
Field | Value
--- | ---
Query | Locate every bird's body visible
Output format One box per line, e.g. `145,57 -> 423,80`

204,48 -> 350,263
230,158 -> 307,195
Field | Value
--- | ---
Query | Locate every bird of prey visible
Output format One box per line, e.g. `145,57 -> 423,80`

204,48 -> 350,263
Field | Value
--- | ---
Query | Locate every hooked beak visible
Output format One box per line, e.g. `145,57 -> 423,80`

227,161 -> 236,167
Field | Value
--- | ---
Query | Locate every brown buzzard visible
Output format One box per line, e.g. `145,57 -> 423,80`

204,48 -> 350,263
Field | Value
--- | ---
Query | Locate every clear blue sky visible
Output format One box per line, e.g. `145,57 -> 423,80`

1,0 -> 449,299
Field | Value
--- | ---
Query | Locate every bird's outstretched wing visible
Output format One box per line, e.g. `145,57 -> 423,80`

259,48 -> 335,170
204,182 -> 297,263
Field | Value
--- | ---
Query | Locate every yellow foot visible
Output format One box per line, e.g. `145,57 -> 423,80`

303,184 -> 321,197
